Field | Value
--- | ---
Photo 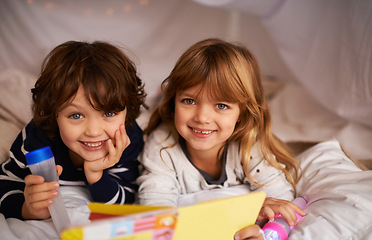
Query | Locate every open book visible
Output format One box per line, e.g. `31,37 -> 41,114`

61,191 -> 265,240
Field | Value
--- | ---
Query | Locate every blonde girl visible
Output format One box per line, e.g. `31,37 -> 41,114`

137,38 -> 304,239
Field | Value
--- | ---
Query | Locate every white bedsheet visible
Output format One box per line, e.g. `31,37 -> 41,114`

0,142 -> 371,240
0,187 -> 91,240
291,140 -> 372,240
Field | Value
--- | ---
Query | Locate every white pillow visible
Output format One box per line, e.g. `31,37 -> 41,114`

0,68 -> 35,128
0,68 -> 35,163
0,119 -> 21,163
290,139 -> 372,240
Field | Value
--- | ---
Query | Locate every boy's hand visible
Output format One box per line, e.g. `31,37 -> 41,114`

258,197 -> 306,226
22,165 -> 63,220
84,124 -> 130,184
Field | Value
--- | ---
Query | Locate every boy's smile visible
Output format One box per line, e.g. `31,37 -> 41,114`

81,140 -> 106,150
56,87 -> 126,167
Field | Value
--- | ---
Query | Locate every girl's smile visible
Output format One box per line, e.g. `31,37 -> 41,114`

174,84 -> 240,158
189,126 -> 215,138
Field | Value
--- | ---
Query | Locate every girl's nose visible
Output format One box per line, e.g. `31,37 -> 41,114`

194,105 -> 212,123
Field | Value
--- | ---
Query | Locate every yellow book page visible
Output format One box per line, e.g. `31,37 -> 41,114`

88,203 -> 172,215
173,191 -> 265,240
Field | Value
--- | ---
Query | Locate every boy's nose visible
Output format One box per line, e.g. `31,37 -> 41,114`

85,119 -> 103,136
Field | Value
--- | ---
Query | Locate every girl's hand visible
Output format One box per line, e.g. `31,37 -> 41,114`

84,124 -> 130,184
258,197 -> 306,226
22,165 -> 63,220
233,197 -> 306,240
234,224 -> 264,240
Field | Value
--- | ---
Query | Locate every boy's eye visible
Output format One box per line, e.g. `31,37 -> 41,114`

69,113 -> 82,119
217,103 -> 229,110
182,98 -> 195,105
104,112 -> 116,117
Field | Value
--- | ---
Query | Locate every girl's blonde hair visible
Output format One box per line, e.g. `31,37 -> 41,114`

146,38 -> 301,193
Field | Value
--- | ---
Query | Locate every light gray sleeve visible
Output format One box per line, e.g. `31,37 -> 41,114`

248,146 -> 294,201
250,160 -> 294,201
136,126 -> 182,206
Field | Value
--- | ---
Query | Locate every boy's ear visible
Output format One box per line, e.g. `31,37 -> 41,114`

56,165 -> 63,176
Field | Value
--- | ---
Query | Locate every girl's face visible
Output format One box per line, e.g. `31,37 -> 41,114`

174,84 -> 240,158
56,87 -> 126,167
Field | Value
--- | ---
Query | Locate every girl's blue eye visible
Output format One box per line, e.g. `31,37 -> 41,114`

104,112 -> 116,117
217,103 -> 228,110
69,113 -> 82,119
182,98 -> 194,105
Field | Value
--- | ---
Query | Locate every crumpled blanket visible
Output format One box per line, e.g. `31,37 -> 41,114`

291,139 -> 372,240
0,186 -> 91,240
1,140 -> 371,240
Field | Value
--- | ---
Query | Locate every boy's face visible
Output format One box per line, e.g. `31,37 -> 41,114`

174,84 -> 240,158
56,87 -> 126,167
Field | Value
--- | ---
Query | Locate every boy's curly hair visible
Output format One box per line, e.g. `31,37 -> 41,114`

32,41 -> 146,139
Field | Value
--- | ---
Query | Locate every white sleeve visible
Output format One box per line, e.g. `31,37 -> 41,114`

250,160 -> 294,201
248,146 -> 294,201
136,126 -> 181,206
